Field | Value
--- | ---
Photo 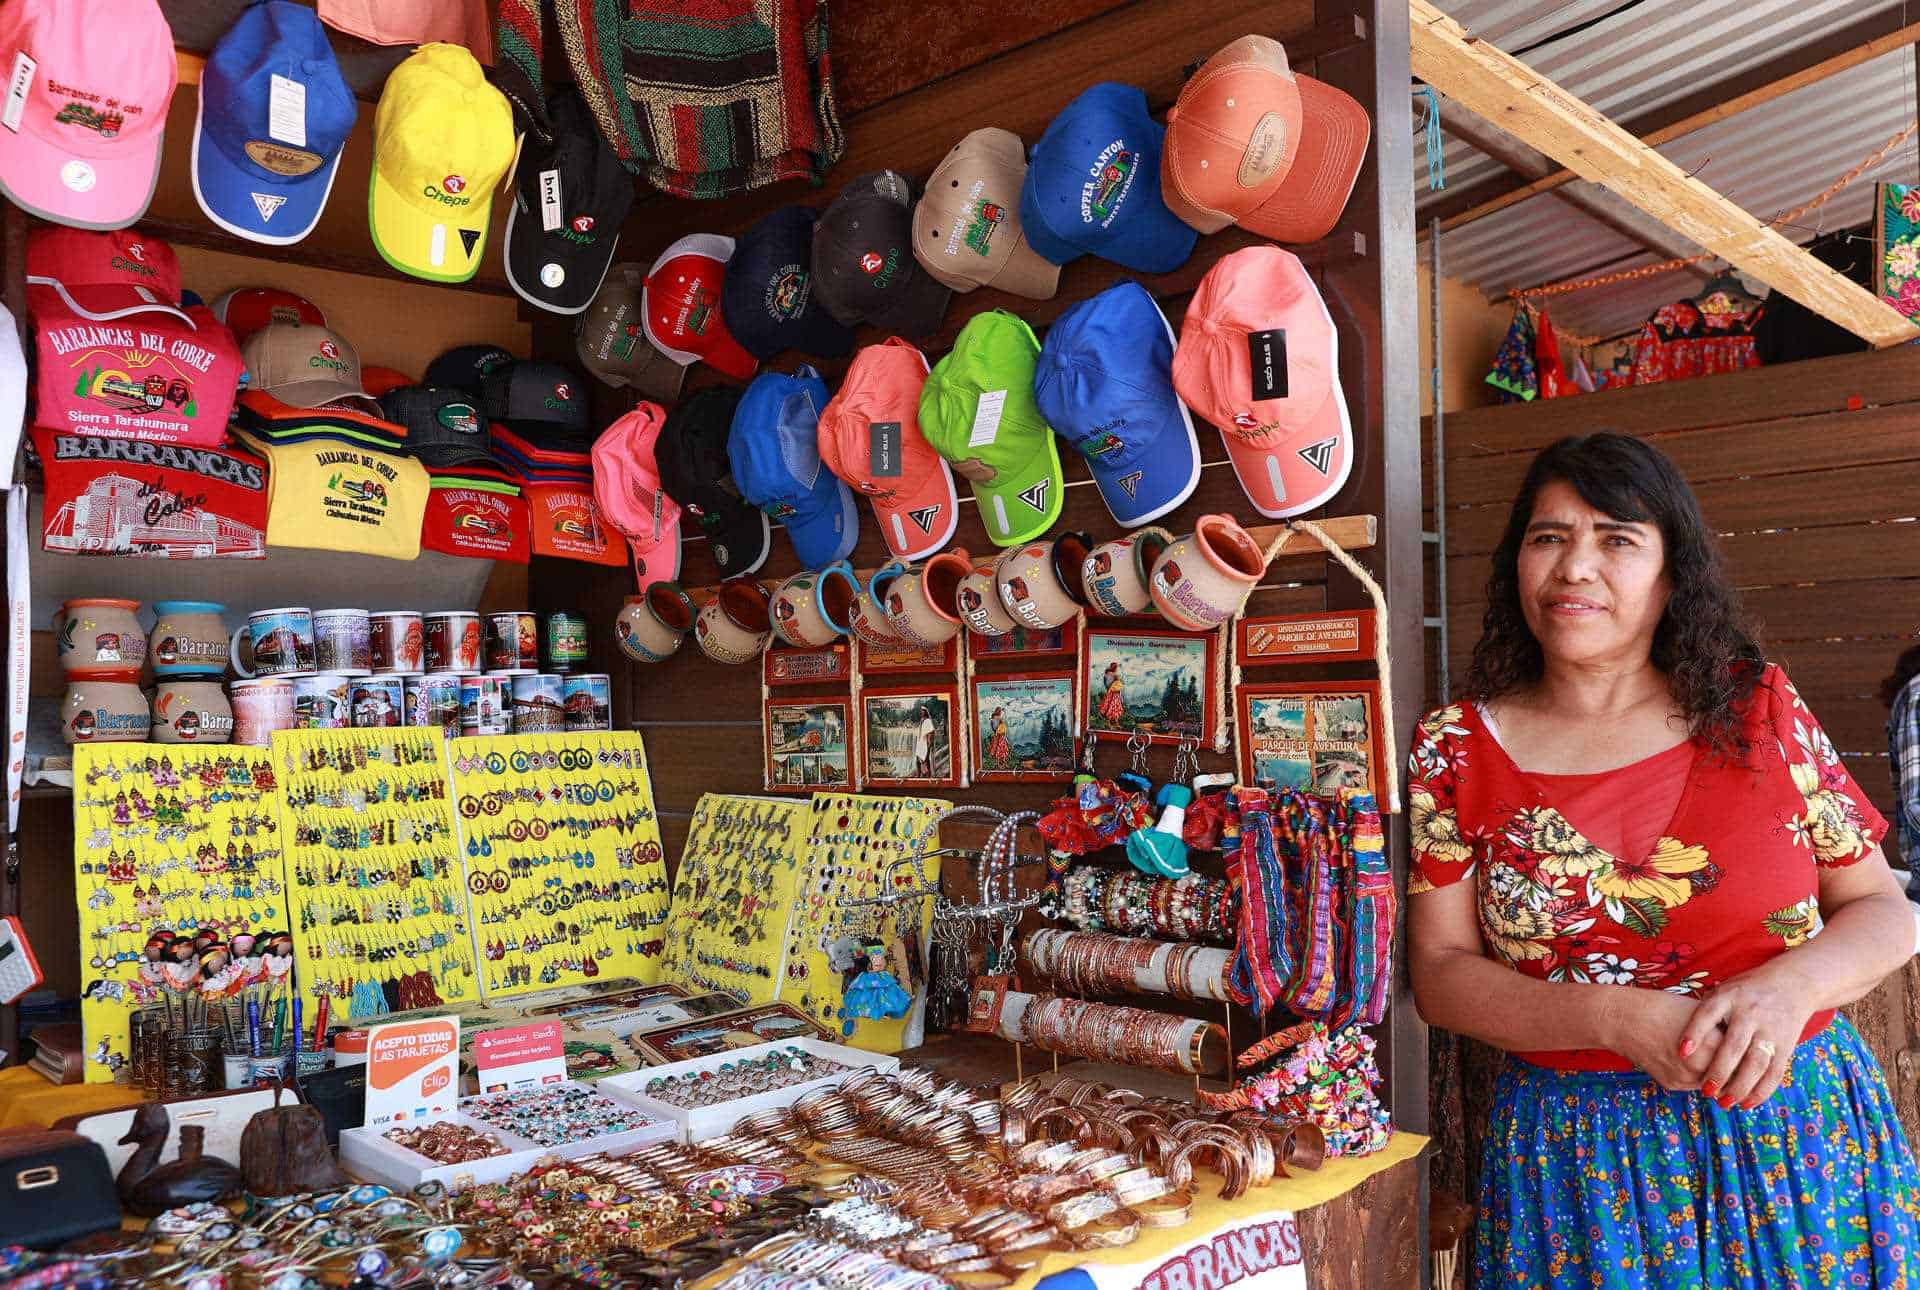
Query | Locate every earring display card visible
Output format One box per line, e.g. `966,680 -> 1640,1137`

658,794 -> 813,1006
782,792 -> 948,1055
273,728 -> 479,1020
71,745 -> 290,1084
448,732 -> 672,1000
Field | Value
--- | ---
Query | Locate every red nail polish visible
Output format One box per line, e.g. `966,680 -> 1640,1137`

1702,1080 -> 1720,1098
1680,1039 -> 1696,1058
1741,1097 -> 1760,1111
1717,1095 -> 1735,1110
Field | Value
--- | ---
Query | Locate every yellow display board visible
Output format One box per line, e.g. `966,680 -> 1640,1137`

273,727 -> 479,1019
658,794 -> 813,1005
70,744 -> 291,1083
448,732 -> 671,998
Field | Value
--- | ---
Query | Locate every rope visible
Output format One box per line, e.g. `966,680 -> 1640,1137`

1506,120 -> 1919,302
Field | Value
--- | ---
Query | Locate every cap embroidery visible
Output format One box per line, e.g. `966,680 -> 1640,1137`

1296,437 -> 1338,475
441,174 -> 467,194
54,102 -> 122,136
250,193 -> 286,222
571,215 -> 595,233
1115,471 -> 1143,500
1017,479 -> 1051,513
765,265 -> 811,320
907,505 -> 942,534
859,248 -> 901,288
319,340 -> 341,360
963,198 -> 1004,257
1083,143 -> 1136,227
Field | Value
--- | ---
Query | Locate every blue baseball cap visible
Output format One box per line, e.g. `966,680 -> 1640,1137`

729,365 -> 859,570
721,206 -> 855,361
1034,280 -> 1201,527
191,2 -> 355,246
1019,84 -> 1198,275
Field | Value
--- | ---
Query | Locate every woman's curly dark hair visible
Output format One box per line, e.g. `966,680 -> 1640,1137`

1464,433 -> 1763,758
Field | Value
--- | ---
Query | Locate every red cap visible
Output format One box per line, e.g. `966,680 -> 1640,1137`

26,226 -> 188,323
1172,246 -> 1353,518
641,234 -> 758,381
211,288 -> 327,344
360,365 -> 416,398
816,339 -> 958,561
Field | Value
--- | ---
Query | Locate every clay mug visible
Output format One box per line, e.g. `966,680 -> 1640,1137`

694,578 -> 773,664
151,679 -> 234,744
994,531 -> 1092,632
770,562 -> 861,649
57,598 -> 147,677
62,678 -> 150,744
954,561 -> 1016,637
616,583 -> 697,663
1082,528 -> 1173,618
148,601 -> 228,676
1149,514 -> 1267,630
885,549 -> 972,648
847,563 -> 912,649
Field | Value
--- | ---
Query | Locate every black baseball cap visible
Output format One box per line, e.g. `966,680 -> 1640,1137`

721,205 -> 855,361
481,359 -> 592,450
381,384 -> 494,469
576,263 -> 687,403
812,171 -> 953,339
655,385 -> 770,580
504,88 -> 632,316
426,344 -> 517,399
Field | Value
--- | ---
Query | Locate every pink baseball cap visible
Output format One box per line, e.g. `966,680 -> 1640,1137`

26,226 -> 189,324
0,0 -> 178,230
1172,246 -> 1353,518
641,234 -> 758,381
816,338 -> 958,561
591,402 -> 683,586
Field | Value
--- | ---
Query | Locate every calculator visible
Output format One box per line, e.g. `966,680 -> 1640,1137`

0,916 -> 44,1005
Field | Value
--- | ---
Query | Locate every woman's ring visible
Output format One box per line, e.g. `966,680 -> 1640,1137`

1755,1039 -> 1777,1058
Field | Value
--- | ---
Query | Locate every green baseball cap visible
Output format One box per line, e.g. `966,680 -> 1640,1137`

918,310 -> 1065,546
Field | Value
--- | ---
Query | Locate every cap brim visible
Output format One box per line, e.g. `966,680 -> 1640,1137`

412,442 -> 499,470
370,163 -> 493,284
1240,76 -> 1369,244
868,458 -> 959,562
26,280 -> 191,326
784,479 -> 860,570
0,126 -> 164,231
699,330 -> 760,381
1219,326 -> 1354,519
191,87 -> 342,246
627,515 -> 684,586
503,198 -> 619,315
701,507 -> 772,579
983,235 -> 1062,300
968,433 -> 1065,547
264,380 -> 380,410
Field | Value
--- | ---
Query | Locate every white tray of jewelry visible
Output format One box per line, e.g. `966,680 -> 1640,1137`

458,1079 -> 678,1158
598,1038 -> 898,1142
338,1112 -> 551,1193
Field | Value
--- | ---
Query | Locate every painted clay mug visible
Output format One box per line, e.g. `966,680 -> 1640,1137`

770,562 -> 861,649
884,549 -> 972,648
62,678 -> 150,743
954,560 -> 1016,637
848,563 -> 913,649
1149,514 -> 1267,630
148,601 -> 228,676
57,598 -> 147,677
994,531 -> 1092,632
694,578 -> 773,664
1082,528 -> 1172,618
151,679 -> 234,744
616,583 -> 697,663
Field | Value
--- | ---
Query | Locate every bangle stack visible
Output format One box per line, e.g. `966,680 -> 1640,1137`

1058,866 -> 1235,943
1023,929 -> 1232,1003
1017,994 -> 1224,1076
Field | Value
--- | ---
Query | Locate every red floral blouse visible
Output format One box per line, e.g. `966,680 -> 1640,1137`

1408,664 -> 1887,1069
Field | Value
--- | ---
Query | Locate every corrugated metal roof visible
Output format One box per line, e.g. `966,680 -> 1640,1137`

1420,0 -> 1920,339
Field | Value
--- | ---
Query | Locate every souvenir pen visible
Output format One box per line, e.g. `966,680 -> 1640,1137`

291,998 -> 302,1058
314,994 -> 329,1049
271,998 -> 285,1053
247,997 -> 261,1058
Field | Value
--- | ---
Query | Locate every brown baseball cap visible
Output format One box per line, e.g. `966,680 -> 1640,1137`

576,263 -> 687,404
912,129 -> 1060,300
241,322 -> 378,410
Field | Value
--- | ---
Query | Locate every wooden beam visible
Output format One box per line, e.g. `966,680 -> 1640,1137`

1423,14 -> 1920,235
1410,2 -> 1920,348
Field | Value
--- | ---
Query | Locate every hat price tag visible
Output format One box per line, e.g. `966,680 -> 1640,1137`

2,52 -> 36,134
968,390 -> 1006,449
869,421 -> 903,477
268,74 -> 307,148
1247,329 -> 1288,400
538,169 -> 564,232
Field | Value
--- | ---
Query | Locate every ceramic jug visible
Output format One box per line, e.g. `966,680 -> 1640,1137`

616,584 -> 697,663
148,602 -> 227,676
58,598 -> 147,677
695,579 -> 774,664
770,563 -> 861,649
1082,529 -> 1172,618
994,532 -> 1091,632
1149,514 -> 1267,630
883,549 -> 972,648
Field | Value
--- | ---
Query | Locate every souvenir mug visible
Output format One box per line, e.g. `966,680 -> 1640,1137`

1082,529 -> 1173,618
1149,514 -> 1267,630
291,673 -> 350,728
694,579 -> 773,665
995,532 -> 1092,632
151,679 -> 234,744
369,611 -> 425,674
62,679 -> 150,743
955,561 -> 1017,637
230,607 -> 316,678
616,584 -> 696,663
462,676 -> 511,736
510,674 -> 566,732
148,602 -> 227,676
847,564 -> 912,649
484,611 -> 539,673
58,598 -> 147,677
313,608 -> 372,675
885,549 -> 972,648
424,610 -> 482,673
405,674 -> 462,734
348,675 -> 406,728
563,674 -> 612,731
229,678 -> 294,746
769,563 -> 860,649
544,612 -> 590,672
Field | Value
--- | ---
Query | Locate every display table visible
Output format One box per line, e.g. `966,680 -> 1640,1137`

0,1066 -> 144,1129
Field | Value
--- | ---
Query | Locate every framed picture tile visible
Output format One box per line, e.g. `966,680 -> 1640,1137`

971,671 -> 1078,781
1235,681 -> 1384,800
858,684 -> 962,789
764,696 -> 855,793
1083,626 -> 1219,747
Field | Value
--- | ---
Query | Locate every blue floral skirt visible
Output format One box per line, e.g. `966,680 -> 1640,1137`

1477,1017 -> 1920,1288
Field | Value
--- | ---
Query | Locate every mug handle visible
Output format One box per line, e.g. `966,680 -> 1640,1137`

816,561 -> 860,635
229,625 -> 257,679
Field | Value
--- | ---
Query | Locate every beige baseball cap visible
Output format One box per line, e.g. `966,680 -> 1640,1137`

242,322 -> 377,410
911,128 -> 1060,300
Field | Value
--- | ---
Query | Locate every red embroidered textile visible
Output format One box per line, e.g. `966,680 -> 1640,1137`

1630,298 -> 1761,385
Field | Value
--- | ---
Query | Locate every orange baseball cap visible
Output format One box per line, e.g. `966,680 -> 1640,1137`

1172,246 -> 1352,519
816,338 -> 958,561
1161,35 -> 1369,244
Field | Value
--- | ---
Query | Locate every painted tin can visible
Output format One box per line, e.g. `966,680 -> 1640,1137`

544,612 -> 589,673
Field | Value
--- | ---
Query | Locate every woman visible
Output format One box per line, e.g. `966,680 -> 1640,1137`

985,706 -> 1013,768
1409,433 -> 1920,1287
1882,644 -> 1920,892
1097,661 -> 1127,727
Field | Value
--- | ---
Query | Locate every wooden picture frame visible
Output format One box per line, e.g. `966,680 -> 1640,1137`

857,636 -> 959,674
858,684 -> 963,788
971,671 -> 1079,781
1082,626 -> 1219,747
1235,681 -> 1385,801
969,619 -> 1080,659
764,697 -> 855,794
763,643 -> 852,687
1237,609 -> 1377,666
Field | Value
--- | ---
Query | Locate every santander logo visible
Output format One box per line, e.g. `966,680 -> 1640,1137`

442,174 -> 467,194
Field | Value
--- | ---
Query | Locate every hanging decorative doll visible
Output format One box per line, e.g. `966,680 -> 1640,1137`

843,938 -> 913,1022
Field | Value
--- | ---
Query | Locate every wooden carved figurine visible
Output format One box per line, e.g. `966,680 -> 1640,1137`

116,1103 -> 243,1217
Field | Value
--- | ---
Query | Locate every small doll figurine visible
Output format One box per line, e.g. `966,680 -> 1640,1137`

112,791 -> 132,827
261,932 -> 295,986
129,787 -> 154,821
161,936 -> 199,992
843,938 -> 912,1023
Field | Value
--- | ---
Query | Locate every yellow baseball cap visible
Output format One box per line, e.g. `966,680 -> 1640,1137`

369,44 -> 515,283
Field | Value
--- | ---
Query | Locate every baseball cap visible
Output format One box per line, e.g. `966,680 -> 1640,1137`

730,366 -> 858,571
1020,83 -> 1197,274
361,365 -> 415,398
210,287 -> 326,342
1161,35 -> 1369,244
380,384 -> 492,470
813,172 -> 952,338
1173,246 -> 1353,518
0,0 -> 176,230
490,423 -> 591,482
592,402 -> 683,586
912,129 -> 1059,300
425,344 -> 517,397
575,265 -> 686,403
641,234 -> 758,380
504,87 -> 632,315
655,386 -> 771,580
242,322 -> 378,410
192,1 -> 356,246
1035,281 -> 1201,526
722,206 -> 855,360
918,311 -> 1062,547
481,360 -> 591,449
816,339 -> 957,562
26,227 -> 188,324
368,43 -> 515,283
